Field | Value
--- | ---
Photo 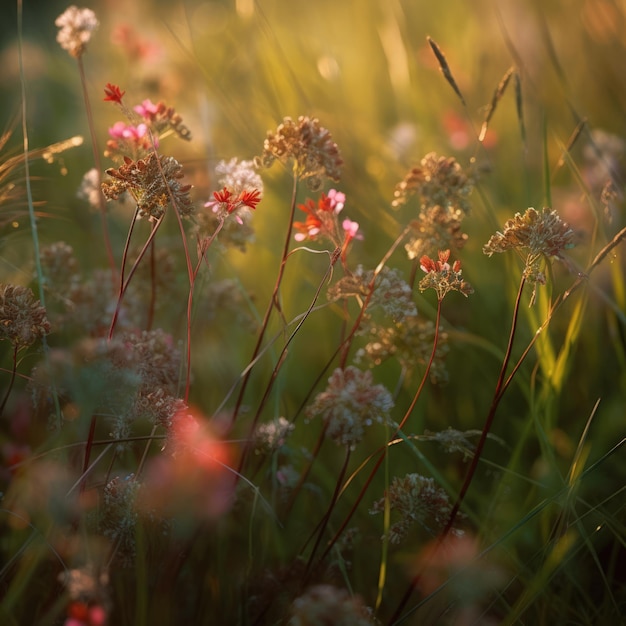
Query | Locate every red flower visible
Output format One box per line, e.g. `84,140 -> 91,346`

103,83 -> 125,104
238,189 -> 261,211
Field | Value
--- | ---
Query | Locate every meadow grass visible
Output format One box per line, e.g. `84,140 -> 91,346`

0,1 -> 624,624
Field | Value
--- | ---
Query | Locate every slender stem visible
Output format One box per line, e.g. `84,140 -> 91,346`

443,275 -> 526,533
318,299 -> 443,565
388,276 -> 526,624
77,56 -> 116,279
17,0 -> 62,426
231,175 -> 299,425
0,345 -> 19,416
147,238 -> 156,331
109,209 -> 169,341
236,248 -> 339,474
304,448 -> 351,576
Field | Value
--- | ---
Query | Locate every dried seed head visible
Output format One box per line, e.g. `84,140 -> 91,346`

0,284 -> 50,348
483,207 -> 575,259
102,153 -> 193,220
392,152 -> 473,214
258,116 -> 343,189
305,366 -> 394,450
355,317 -> 450,385
370,473 -> 463,543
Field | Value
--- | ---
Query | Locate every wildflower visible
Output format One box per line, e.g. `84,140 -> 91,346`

258,116 -> 343,190
306,366 -> 394,450
77,169 -> 104,211
328,265 -> 417,324
392,152 -> 473,214
404,204 -> 468,261
0,284 -> 50,348
583,129 -> 625,193
483,207 -> 575,259
206,187 -> 261,217
133,99 -> 191,141
292,189 -> 360,263
104,122 -> 153,159
421,427 -> 483,460
133,388 -> 187,433
289,584 -> 375,625
103,83 -> 125,103
215,158 -> 265,197
40,241 -> 79,289
101,475 -> 140,565
483,207 -> 575,303
370,473 -> 463,543
355,317 -> 450,385
293,190 -> 343,241
195,159 -> 263,250
101,153 -> 194,220
253,417 -> 295,455
55,6 -> 99,58
418,249 -> 473,300
60,565 -> 110,614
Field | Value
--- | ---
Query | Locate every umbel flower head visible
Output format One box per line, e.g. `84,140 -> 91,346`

392,153 -> 473,260
370,473 -> 463,543
102,153 -> 193,221
55,6 -> 99,58
419,250 -> 473,301
305,366 -> 394,450
257,116 -> 343,190
195,158 -> 264,251
483,207 -> 575,303
483,207 -> 575,259
0,284 -> 51,348
289,584 -> 375,625
392,152 -> 473,214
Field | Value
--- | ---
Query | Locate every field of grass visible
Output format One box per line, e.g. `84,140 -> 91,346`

1,1 -> 624,624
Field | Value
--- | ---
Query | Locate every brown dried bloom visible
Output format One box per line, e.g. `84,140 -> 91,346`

327,265 -> 417,325
483,207 -> 575,304
404,204 -> 468,261
55,6 -> 99,58
483,207 -> 575,259
305,366 -> 394,450
370,473 -> 463,543
419,250 -> 473,301
355,317 -> 450,385
289,584 -> 376,626
0,284 -> 50,348
102,153 -> 193,221
101,475 -> 140,566
392,152 -> 473,213
258,116 -> 343,190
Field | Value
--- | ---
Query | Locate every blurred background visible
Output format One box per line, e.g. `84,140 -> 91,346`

1,0 -> 625,621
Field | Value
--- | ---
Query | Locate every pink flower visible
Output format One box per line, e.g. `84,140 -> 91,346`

134,99 -> 160,119
108,121 -> 148,140
342,218 -> 360,241
326,188 -> 346,212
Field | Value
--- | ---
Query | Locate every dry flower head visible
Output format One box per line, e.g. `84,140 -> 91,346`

258,116 -> 343,190
306,366 -> 394,450
102,153 -> 193,221
0,284 -> 50,348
